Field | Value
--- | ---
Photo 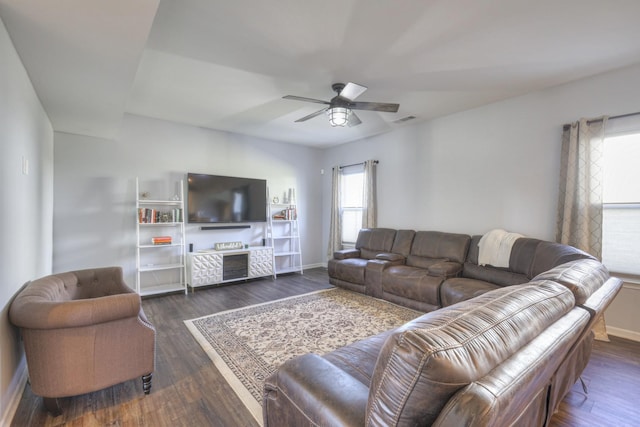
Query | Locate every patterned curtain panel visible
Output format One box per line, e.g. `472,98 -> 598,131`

362,160 -> 377,229
327,166 -> 342,257
556,117 -> 608,259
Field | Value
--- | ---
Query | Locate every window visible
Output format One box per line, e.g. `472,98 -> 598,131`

340,166 -> 364,245
602,120 -> 640,277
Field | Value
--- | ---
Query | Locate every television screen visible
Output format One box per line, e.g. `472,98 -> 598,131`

187,173 -> 267,223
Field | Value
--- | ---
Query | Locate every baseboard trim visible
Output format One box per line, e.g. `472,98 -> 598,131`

303,263 -> 325,270
0,356 -> 27,426
607,326 -> 640,342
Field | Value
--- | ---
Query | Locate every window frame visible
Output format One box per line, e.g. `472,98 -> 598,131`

339,165 -> 365,246
601,119 -> 640,279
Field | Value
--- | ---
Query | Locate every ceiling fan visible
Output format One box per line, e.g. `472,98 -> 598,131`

283,82 -> 400,127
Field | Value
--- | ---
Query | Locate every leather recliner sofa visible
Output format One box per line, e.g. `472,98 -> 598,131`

264,228 -> 622,426
264,259 -> 621,426
328,228 -> 595,312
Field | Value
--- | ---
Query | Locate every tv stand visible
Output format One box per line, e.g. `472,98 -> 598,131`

187,246 -> 273,290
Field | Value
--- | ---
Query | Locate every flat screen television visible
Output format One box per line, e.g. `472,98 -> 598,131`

187,173 -> 267,223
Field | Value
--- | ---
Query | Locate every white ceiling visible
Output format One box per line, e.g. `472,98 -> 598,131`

2,0 -> 640,147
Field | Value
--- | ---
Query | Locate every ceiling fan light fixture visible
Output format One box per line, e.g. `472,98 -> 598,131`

328,107 -> 350,127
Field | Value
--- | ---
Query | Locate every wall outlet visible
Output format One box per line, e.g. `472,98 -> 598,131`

22,156 -> 29,175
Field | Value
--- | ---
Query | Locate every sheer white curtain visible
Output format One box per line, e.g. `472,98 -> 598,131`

327,166 -> 342,257
556,117 -> 608,259
362,160 -> 377,229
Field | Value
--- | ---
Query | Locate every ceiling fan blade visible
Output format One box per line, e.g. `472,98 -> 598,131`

294,108 -> 328,122
350,101 -> 400,113
339,82 -> 367,101
283,95 -> 330,105
348,111 -> 362,127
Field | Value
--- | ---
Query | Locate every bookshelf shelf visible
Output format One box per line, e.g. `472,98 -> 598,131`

265,190 -> 303,277
135,178 -> 187,296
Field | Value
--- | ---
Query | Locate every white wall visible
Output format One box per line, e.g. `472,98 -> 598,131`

321,63 -> 640,338
53,114 -> 324,287
0,16 -> 53,424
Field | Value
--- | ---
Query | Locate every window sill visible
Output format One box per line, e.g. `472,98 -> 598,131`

610,272 -> 640,289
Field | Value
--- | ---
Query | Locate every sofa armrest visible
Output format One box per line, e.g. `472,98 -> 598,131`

428,261 -> 463,278
581,277 -> 623,318
376,253 -> 406,263
10,293 -> 142,330
333,249 -> 361,260
263,354 -> 367,427
365,259 -> 394,298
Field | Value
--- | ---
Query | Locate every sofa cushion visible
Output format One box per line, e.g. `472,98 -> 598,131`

356,228 -> 397,259
390,230 -> 416,258
408,231 -> 470,266
509,237 -> 542,277
323,329 -> 395,388
530,241 -> 594,277
328,258 -> 368,285
439,277 -> 500,307
465,236 -> 539,279
406,255 -> 449,269
461,262 -> 529,287
533,259 -> 610,305
381,266 -> 442,307
466,235 -> 482,264
427,261 -> 463,278
366,281 -> 575,427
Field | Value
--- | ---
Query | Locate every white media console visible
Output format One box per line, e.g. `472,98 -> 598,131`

187,246 -> 274,289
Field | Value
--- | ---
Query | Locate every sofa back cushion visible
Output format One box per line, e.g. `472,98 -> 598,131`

366,281 -> 574,427
462,236 -> 529,286
509,238 -> 542,276
390,230 -> 415,257
406,231 -> 470,268
356,228 -> 397,259
461,263 -> 529,287
530,241 -> 595,278
14,273 -> 78,304
533,259 -> 609,305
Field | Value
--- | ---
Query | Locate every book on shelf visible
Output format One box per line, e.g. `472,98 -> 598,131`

272,207 -> 297,221
151,236 -> 172,245
138,208 -> 183,224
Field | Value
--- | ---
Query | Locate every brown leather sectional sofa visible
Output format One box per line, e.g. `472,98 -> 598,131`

263,228 -> 622,426
326,228 -> 599,312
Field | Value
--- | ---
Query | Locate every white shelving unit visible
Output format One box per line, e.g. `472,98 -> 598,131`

266,190 -> 303,276
135,178 -> 187,296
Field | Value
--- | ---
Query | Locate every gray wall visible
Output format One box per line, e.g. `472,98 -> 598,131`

53,114 -> 324,286
320,63 -> 640,340
0,16 -> 53,424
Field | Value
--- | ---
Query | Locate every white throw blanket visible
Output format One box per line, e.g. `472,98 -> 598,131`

478,229 -> 524,268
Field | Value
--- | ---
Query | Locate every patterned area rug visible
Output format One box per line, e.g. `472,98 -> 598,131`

184,288 -> 420,426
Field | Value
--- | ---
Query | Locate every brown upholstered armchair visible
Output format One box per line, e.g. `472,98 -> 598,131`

9,267 -> 156,415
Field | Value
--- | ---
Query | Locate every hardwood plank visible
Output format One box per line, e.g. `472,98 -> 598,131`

10,268 -> 640,426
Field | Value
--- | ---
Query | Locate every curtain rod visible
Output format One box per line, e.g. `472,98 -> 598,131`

336,160 -> 379,170
562,111 -> 640,129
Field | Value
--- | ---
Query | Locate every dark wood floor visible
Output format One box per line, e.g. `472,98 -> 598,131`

10,268 -> 640,426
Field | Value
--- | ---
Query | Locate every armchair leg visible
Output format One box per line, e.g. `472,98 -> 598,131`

142,373 -> 153,394
43,397 -> 62,416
